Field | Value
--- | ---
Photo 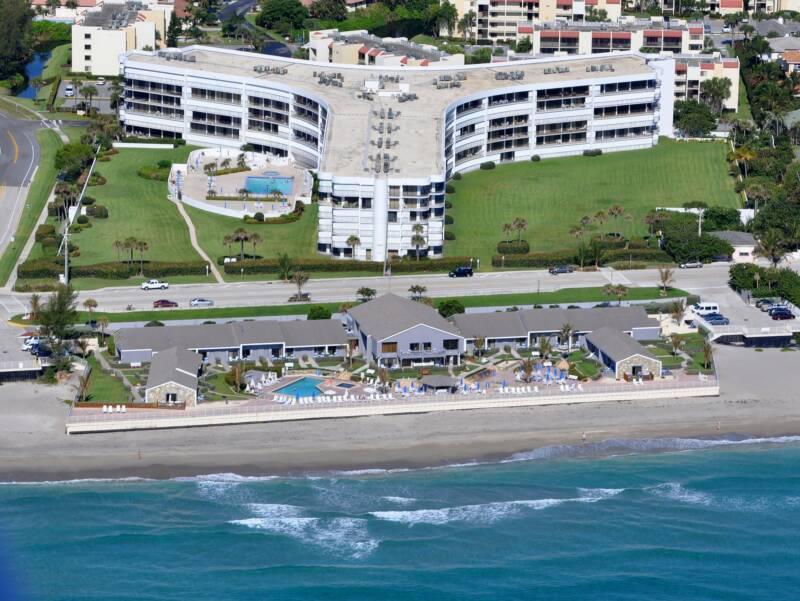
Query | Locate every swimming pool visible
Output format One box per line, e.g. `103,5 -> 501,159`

275,377 -> 324,398
245,173 -> 294,196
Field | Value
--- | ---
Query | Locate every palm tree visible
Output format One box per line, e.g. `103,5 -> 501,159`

356,287 -> 377,302
223,234 -> 234,258
346,235 -> 361,259
669,300 -> 685,324
98,316 -> 109,344
82,298 -> 98,321
520,357 -> 535,382
411,224 -> 425,260
602,283 -> 617,303
249,232 -> 262,259
123,237 -> 138,270
237,153 -> 247,169
727,145 -> 756,180
513,217 -> 528,243
537,336 -> 552,360
474,336 -> 486,356
292,271 -> 309,298
612,284 -> 628,306
29,293 -> 42,322
112,240 -> 124,262
136,240 -> 149,275
408,284 -> 427,301
755,229 -> 786,267
669,333 -> 685,357
702,340 -> 714,370
608,204 -> 625,233
277,253 -> 292,281
576,241 -> 589,270
72,373 -> 91,403
594,210 -> 608,239
658,267 -> 675,297
589,238 -> 604,268
231,228 -> 251,261
79,84 -> 98,113
559,322 -> 574,352
502,222 -> 513,243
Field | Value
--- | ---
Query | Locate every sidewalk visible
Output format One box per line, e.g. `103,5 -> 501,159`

170,197 -> 225,284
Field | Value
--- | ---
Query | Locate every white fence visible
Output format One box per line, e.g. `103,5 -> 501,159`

66,377 -> 719,434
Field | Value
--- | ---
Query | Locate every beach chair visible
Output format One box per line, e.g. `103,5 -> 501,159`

534,386 -> 539,394
578,384 -> 584,392
102,405 -> 107,413
121,405 -> 127,413
115,405 -> 122,413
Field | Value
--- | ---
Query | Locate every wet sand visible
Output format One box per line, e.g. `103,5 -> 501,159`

1,345 -> 798,482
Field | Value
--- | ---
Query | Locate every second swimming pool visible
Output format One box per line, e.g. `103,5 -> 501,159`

275,376 -> 324,398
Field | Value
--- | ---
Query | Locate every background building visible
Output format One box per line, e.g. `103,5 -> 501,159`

674,53 -> 740,112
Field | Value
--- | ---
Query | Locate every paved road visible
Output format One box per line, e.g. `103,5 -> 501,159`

0,264 -> 728,318
0,113 -> 41,257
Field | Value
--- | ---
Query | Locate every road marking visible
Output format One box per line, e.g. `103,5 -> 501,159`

6,131 -> 19,164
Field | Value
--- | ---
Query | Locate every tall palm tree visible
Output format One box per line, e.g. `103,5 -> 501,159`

612,284 -> 628,306
513,217 -> 528,243
411,224 -> 425,261
559,322 -> 574,352
82,298 -> 98,321
727,145 -> 756,180
79,85 -> 98,113
537,336 -> 552,360
346,235 -> 361,259
755,229 -> 786,267
356,287 -> 377,302
502,222 -> 513,243
123,237 -> 138,270
98,316 -> 109,344
669,300 -> 685,324
223,234 -> 234,258
702,340 -> 714,370
112,240 -> 124,262
474,336 -> 486,356
658,267 -> 674,297
249,232 -> 262,259
669,333 -> 685,357
593,210 -> 608,239
29,293 -> 42,322
608,204 -> 625,233
408,284 -> 427,301
136,240 -> 149,275
231,228 -> 251,261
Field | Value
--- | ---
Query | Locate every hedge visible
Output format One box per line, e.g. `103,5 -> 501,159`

444,229 -> 456,241
244,201 -> 305,225
531,155 -> 541,162
445,184 -> 455,194
222,256 -> 474,275
76,215 -> 89,225
35,224 -> 56,242
46,74 -> 62,111
480,161 -> 496,170
81,196 -> 96,206
122,136 -> 186,146
583,149 -> 602,157
602,248 -> 673,264
497,240 -> 530,254
137,166 -> 170,181
492,250 -> 577,268
87,205 -> 108,218
452,172 -> 462,180
18,259 -> 209,280
210,166 -> 249,177
444,215 -> 454,225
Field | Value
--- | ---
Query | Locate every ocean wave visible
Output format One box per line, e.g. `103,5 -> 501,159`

646,482 -> 715,507
173,473 -> 281,483
370,489 -> 622,526
0,476 -> 153,486
247,503 -> 304,518
230,515 -> 378,559
381,496 -> 418,505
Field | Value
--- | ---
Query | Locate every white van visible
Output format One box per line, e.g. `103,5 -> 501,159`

693,302 -> 720,316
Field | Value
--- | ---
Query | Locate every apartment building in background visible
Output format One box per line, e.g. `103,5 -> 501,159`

673,53 -> 740,111
523,19 -> 705,55
120,47 -> 674,262
72,3 -> 169,75
306,29 -> 465,67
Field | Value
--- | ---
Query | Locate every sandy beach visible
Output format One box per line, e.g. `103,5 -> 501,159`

1,345 -> 798,481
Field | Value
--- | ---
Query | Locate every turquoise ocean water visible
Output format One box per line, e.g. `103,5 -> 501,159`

1,437 -> 800,600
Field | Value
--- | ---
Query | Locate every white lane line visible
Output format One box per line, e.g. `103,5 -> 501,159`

0,128 -> 37,248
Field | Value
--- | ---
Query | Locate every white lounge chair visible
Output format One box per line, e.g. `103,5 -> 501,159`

121,405 -> 127,413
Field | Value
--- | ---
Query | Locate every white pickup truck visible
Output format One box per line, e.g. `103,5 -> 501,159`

141,279 -> 169,290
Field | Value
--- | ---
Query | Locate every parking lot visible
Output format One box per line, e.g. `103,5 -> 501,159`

58,80 -> 114,114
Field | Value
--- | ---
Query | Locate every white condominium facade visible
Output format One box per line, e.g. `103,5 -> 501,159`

120,47 -> 674,262
674,53 -> 740,112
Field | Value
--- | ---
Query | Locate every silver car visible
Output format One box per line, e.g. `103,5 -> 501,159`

190,298 -> 214,307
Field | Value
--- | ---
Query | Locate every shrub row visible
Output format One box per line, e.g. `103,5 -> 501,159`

244,202 -> 305,225
35,224 -> 56,242
497,240 -> 530,254
86,205 -> 108,218
137,166 -> 170,181
583,149 -> 603,157
222,256 -> 475,276
480,161 -> 496,170
492,250 -> 577,268
210,166 -> 249,177
444,230 -> 456,241
601,248 -> 673,263
18,259 -> 209,280
122,136 -> 186,146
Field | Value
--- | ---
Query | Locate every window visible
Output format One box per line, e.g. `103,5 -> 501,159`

443,339 -> 459,350
409,343 -> 420,351
361,198 -> 372,209
84,44 -> 91,50
84,56 -> 91,61
381,342 -> 397,353
84,33 -> 91,39
423,342 -> 432,351
166,392 -> 177,403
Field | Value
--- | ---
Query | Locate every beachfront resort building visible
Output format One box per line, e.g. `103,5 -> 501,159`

305,29 -> 465,67
143,347 -> 203,406
585,326 -> 662,379
673,53 -> 740,112
120,46 -> 675,261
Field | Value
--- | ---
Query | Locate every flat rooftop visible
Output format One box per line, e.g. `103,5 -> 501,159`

82,4 -> 141,28
127,47 -> 659,178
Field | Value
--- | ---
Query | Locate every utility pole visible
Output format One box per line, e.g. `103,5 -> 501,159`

63,228 -> 69,285
697,209 -> 704,237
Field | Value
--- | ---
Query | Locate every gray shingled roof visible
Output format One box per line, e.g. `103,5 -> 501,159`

453,306 -> 658,339
585,327 -> 656,363
145,347 -> 202,390
116,319 -> 347,354
709,230 -> 755,247
347,293 -> 461,340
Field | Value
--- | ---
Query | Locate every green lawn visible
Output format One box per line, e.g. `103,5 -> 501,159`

733,77 -> 753,122
42,44 -> 71,80
185,202 -> 318,264
447,139 -> 740,265
68,147 -> 202,266
84,353 -> 130,403
0,129 -> 62,286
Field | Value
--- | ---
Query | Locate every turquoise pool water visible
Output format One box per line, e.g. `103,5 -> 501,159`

245,173 -> 294,196
275,376 -> 323,398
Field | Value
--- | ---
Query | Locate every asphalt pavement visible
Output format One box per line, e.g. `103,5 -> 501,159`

0,112 -> 41,258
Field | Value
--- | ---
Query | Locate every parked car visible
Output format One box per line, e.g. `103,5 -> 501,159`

448,266 -> 474,278
767,305 -> 790,316
705,316 -> 730,326
594,302 -> 612,308
21,336 -> 42,351
30,345 -> 53,358
141,279 -> 169,290
759,301 -> 779,312
96,77 -> 106,86
755,298 -> 777,309
190,298 -> 214,307
772,311 -> 796,321
288,293 -> 311,303
693,302 -> 720,316
64,84 -> 74,97
549,265 -> 574,275
703,312 -> 725,321
679,261 -> 703,269
153,299 -> 178,308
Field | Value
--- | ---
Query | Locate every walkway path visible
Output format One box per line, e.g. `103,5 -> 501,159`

171,198 -> 225,284
94,348 -> 142,402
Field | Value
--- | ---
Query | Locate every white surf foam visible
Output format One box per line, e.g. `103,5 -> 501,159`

647,482 -> 715,506
231,515 -> 379,559
381,496 -> 418,505
371,489 -> 622,526
0,477 -> 152,486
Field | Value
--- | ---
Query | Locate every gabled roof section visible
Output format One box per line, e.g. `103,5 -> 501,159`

347,294 -> 461,340
146,347 -> 202,390
585,326 -> 656,363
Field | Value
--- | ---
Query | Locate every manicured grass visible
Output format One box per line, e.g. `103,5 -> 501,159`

13,286 -> 688,325
84,354 -> 130,403
62,125 -> 86,145
42,44 -> 71,80
447,139 -> 740,265
184,202 -> 318,265
16,274 -> 217,292
68,147 -> 202,266
734,77 -> 753,122
0,129 -> 62,286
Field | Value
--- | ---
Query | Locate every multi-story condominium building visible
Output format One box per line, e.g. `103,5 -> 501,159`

72,4 -> 169,75
120,47 -> 674,262
523,19 -> 705,55
454,0 -> 623,42
673,53 -> 740,111
305,29 -> 465,67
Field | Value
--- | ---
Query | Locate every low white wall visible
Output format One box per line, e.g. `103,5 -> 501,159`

66,385 -> 720,434
114,143 -> 175,149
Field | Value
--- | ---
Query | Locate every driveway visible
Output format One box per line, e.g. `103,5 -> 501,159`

57,80 -> 114,115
